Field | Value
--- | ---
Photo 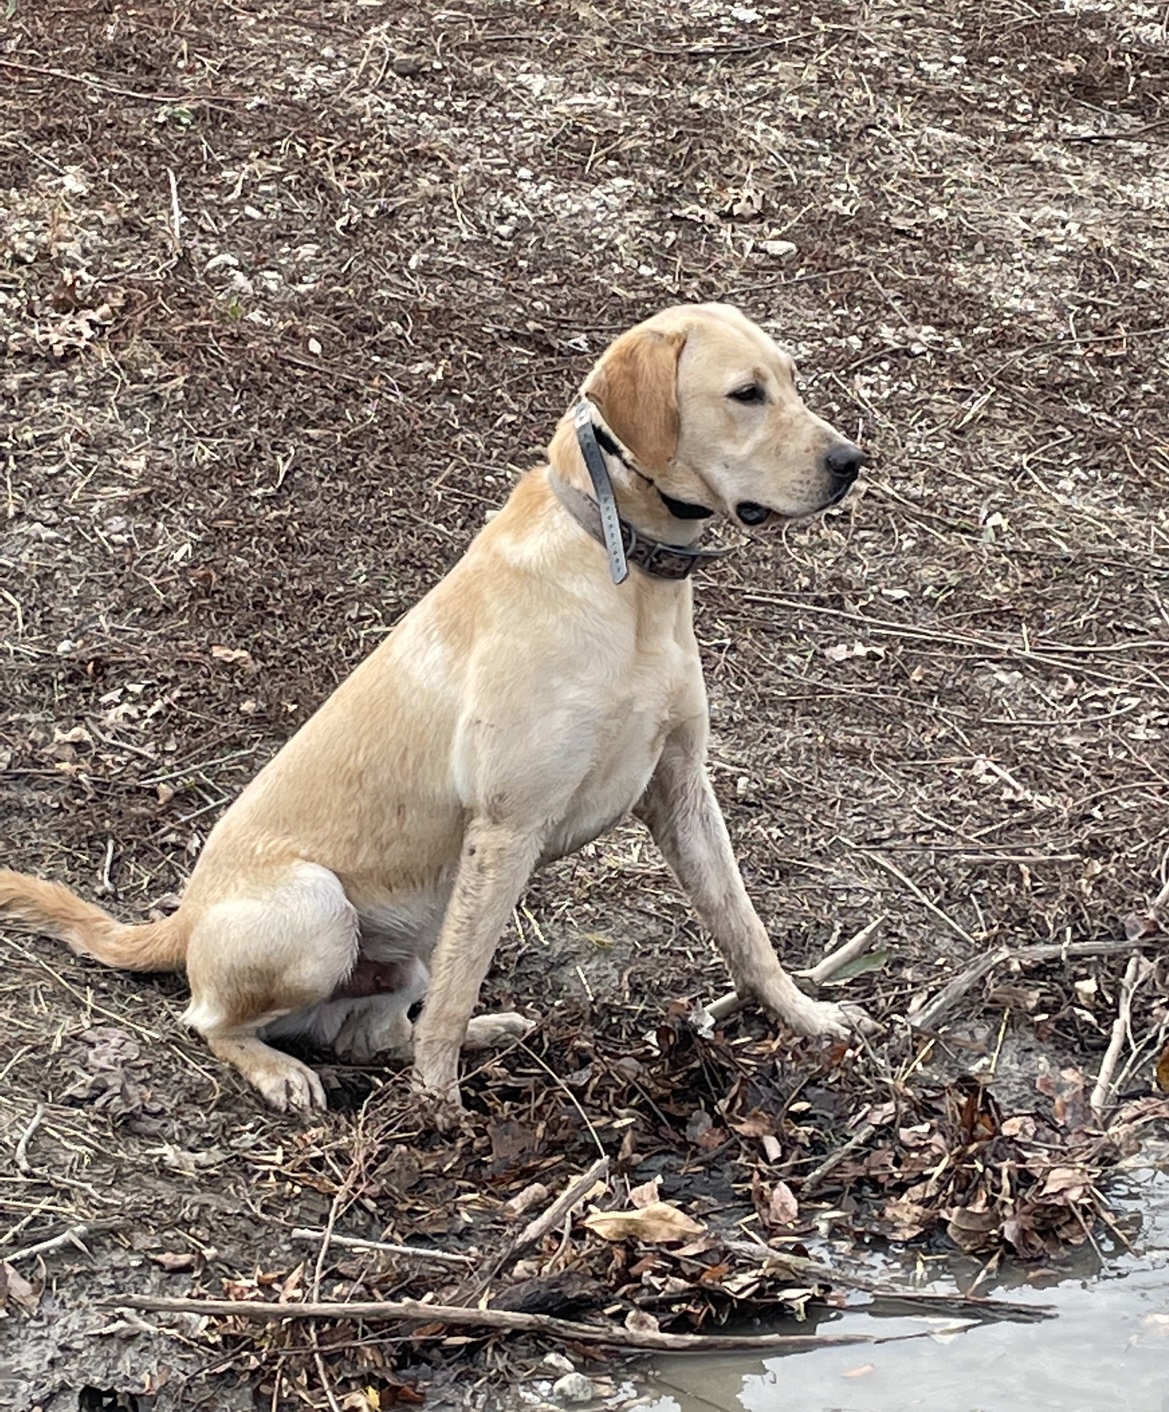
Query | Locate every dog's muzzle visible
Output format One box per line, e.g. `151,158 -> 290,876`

825,441 -> 866,494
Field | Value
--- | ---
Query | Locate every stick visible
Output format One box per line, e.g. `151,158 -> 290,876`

105,1292 -> 924,1352
860,851 -> 980,949
799,916 -> 887,986
705,990 -> 743,1023
722,1245 -> 1055,1321
1089,953 -> 1144,1118
910,938 -> 1148,1033
14,1103 -> 45,1176
290,1230 -> 474,1267
166,168 -> 183,255
697,919 -> 884,1032
480,1156 -> 609,1288
799,1121 -> 875,1198
909,948 -> 1011,1032
4,1222 -> 96,1264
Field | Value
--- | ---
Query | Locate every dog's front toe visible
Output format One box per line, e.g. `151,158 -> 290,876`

785,997 -> 876,1040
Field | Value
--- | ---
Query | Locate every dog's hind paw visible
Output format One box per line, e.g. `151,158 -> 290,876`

255,1057 -> 328,1112
462,1010 -> 537,1050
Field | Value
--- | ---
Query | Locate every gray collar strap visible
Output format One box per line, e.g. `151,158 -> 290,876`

573,401 -> 633,583
553,409 -> 734,583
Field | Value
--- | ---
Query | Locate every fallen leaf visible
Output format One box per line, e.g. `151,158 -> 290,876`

624,1308 -> 661,1334
1123,910 -> 1162,941
149,1251 -> 198,1272
210,645 -> 255,669
730,1109 -> 777,1138
1040,1166 -> 1088,1201
628,1177 -> 661,1209
582,1201 -> 706,1244
1156,1039 -> 1169,1095
0,1261 -> 41,1315
766,1181 -> 799,1228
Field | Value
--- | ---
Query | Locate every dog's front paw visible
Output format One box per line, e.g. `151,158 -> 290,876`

785,998 -> 877,1041
412,1080 -> 467,1134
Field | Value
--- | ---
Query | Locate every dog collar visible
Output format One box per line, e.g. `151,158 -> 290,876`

550,473 -> 732,581
567,403 -> 729,583
586,413 -> 715,525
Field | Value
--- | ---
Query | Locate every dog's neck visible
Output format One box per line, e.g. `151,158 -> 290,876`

543,404 -> 731,585
548,406 -> 714,549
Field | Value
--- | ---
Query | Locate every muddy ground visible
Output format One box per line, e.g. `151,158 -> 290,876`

2,1 -> 1169,1409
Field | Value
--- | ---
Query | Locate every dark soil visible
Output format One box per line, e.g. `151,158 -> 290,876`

2,1 -> 1169,1409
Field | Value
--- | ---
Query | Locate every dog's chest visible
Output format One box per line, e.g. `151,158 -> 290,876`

541,671 -> 684,862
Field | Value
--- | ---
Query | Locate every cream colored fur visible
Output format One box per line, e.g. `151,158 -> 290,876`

0,303 -> 867,1116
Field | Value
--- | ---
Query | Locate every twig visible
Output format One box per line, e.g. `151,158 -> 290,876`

0,56 -> 249,105
909,948 -> 1011,1032
167,169 -> 182,254
290,1230 -> 474,1267
857,851 -> 980,949
697,921 -> 885,1030
106,1291 -> 926,1352
473,1156 -> 610,1297
14,1103 -> 45,1176
1089,953 -> 1145,1119
704,990 -> 743,1024
723,1245 -> 1055,1321
517,1041 -> 606,1159
799,1121 -> 875,1198
799,916 -> 888,986
4,1222 -> 97,1264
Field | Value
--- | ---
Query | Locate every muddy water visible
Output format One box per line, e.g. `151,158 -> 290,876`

644,1168 -> 1169,1412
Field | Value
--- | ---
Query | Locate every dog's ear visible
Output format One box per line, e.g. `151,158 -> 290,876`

584,327 -> 687,470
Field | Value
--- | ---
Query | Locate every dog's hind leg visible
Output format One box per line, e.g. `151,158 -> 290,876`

183,861 -> 360,1111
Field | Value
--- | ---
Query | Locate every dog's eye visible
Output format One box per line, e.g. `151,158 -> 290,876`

728,384 -> 765,405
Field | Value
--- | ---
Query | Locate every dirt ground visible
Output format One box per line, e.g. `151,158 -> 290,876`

3,1 -> 1169,1408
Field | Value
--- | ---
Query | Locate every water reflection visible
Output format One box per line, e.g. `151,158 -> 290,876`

645,1170 -> 1169,1412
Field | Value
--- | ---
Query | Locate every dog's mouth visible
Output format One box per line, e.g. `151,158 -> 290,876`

735,481 -> 854,530
735,501 -> 771,527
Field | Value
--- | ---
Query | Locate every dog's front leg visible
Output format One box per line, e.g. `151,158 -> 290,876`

635,728 -> 868,1040
411,820 -> 541,1122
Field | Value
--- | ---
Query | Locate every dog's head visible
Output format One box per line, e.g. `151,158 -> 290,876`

581,303 -> 863,528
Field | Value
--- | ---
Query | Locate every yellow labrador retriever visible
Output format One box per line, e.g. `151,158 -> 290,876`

0,303 -> 865,1115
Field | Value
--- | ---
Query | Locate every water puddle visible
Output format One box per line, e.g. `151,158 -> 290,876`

643,1168 -> 1169,1412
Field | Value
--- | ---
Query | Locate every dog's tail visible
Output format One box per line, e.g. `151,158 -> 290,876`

0,868 -> 188,972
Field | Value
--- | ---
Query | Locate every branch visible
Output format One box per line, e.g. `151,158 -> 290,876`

106,1291 -> 920,1352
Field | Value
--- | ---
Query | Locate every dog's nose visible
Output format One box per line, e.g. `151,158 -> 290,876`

824,441 -> 865,486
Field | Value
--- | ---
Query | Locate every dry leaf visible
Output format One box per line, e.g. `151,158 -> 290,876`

766,1181 -> 799,1228
582,1201 -> 706,1244
1155,1039 -> 1169,1095
149,1251 -> 198,1272
628,1177 -> 661,1209
0,1261 -> 41,1316
210,645 -> 255,669
1123,910 -> 1162,941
